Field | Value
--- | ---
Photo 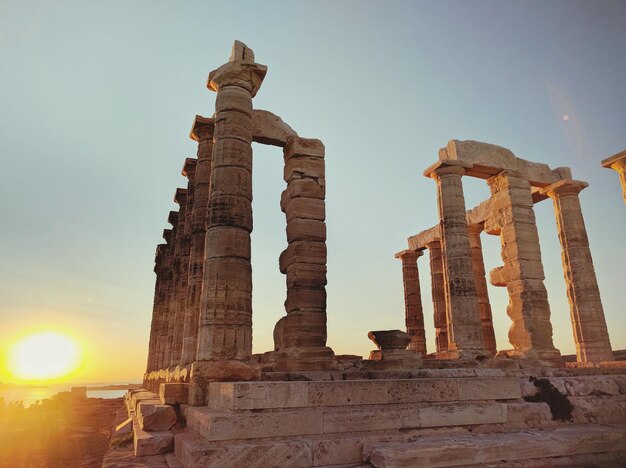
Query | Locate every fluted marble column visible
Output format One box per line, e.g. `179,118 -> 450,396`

426,161 -> 486,358
395,249 -> 426,354
488,171 -> 560,361
427,240 -> 448,353
181,116 -> 215,366
197,41 -> 266,362
146,243 -> 166,372
467,224 -> 497,355
542,180 -> 613,362
160,217 -> 177,369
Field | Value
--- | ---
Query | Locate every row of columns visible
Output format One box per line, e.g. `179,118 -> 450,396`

398,160 -> 613,362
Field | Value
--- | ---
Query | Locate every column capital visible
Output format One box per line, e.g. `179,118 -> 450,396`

540,179 -> 588,198
207,41 -> 267,97
182,157 -> 197,177
167,211 -> 178,227
190,115 -> 215,142
163,229 -> 172,243
601,149 -> 626,172
425,239 -> 442,251
424,159 -> 472,180
395,249 -> 424,261
174,188 -> 188,205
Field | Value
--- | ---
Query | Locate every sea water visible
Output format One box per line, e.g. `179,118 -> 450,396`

0,383 -> 131,407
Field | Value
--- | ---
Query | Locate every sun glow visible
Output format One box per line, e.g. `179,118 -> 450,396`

7,331 -> 82,381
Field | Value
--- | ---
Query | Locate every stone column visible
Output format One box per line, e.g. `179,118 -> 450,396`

171,160 -> 196,367
467,224 -> 497,355
542,180 -> 614,362
166,191 -> 187,368
487,171 -> 560,361
146,243 -> 166,372
277,137 -> 329,355
180,116 -> 215,366
426,161 -> 486,358
426,240 -> 448,353
196,41 -> 266,364
160,218 -> 177,369
395,250 -> 427,354
601,150 -> 626,204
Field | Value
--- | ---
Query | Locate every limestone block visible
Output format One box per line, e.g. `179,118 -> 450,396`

187,407 -> 323,441
273,316 -> 285,350
286,263 -> 327,288
286,178 -> 325,199
505,402 -> 552,425
286,218 -> 326,242
209,166 -> 252,199
281,195 -> 326,221
131,391 -> 160,412
569,395 -> 626,424
308,381 -> 388,406
284,286 -> 326,313
251,109 -> 297,146
207,381 -> 309,410
284,157 -> 325,183
215,86 -> 253,116
190,360 -> 261,383
211,139 -> 252,171
284,137 -> 325,160
457,377 -> 522,400
283,310 -> 327,347
279,241 -> 326,274
368,330 -> 412,350
137,401 -> 177,431
419,402 -> 507,428
159,383 -> 189,405
387,379 -> 458,404
114,417 -> 133,436
322,405 -> 421,433
204,226 -> 251,260
133,420 -> 174,457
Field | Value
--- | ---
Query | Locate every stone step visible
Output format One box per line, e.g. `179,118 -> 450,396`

262,368 -> 507,381
367,424 -> 626,467
184,401 -> 508,442
174,425 -> 471,467
207,377 -> 522,411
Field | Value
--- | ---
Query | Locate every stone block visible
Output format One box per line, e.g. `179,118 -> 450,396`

211,139 -> 252,171
207,194 -> 252,232
505,402 -> 552,425
213,110 -> 252,143
457,377 -> 522,400
207,381 -> 309,410
279,241 -> 326,273
387,379 -> 459,404
209,166 -> 252,199
286,218 -> 326,242
284,157 -> 325,182
282,195 -> 326,221
322,405 -> 421,433
284,137 -> 325,160
204,226 -> 251,260
283,310 -> 327,347
137,401 -> 177,431
308,381 -> 388,406
287,178 -> 325,199
251,109 -> 297,146
368,330 -> 412,350
285,287 -> 326,313
215,86 -> 253,116
419,402 -> 507,427
160,383 -> 189,405
133,420 -> 174,457
286,263 -> 327,288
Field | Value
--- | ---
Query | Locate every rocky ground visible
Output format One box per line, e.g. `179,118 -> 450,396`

0,392 -> 121,468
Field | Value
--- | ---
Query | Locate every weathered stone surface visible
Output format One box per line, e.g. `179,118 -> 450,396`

368,330 -> 412,350
133,420 -> 174,457
284,137 -> 325,160
286,218 -> 326,243
251,109 -> 297,146
281,194 -> 325,221
395,250 -> 427,354
207,381 -> 309,410
137,401 -> 177,431
159,383 -> 189,405
601,149 -> 626,204
279,241 -> 326,273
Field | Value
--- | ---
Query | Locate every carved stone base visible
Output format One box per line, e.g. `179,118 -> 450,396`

188,360 -> 261,406
264,346 -> 337,372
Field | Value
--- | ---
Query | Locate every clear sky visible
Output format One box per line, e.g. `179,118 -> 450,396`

0,0 -> 624,383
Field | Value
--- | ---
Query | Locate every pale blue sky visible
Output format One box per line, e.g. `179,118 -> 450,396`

0,1 -> 624,381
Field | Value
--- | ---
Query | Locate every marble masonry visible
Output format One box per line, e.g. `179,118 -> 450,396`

111,42 -> 626,467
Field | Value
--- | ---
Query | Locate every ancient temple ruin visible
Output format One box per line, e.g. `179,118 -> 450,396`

602,149 -> 626,204
108,42 -> 626,467
397,140 -> 614,364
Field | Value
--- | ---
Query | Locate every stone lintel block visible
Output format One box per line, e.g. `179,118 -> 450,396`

285,286 -> 326,313
279,241 -> 326,274
190,115 -> 214,142
287,177 -> 325,199
205,226 -> 251,260
286,262 -> 327,288
251,109 -> 297,147
215,85 -> 253,117
159,383 -> 189,405
284,157 -> 325,183
457,377 -> 522,400
207,381 -> 309,410
133,419 -> 174,457
284,137 -> 325,160
210,166 -> 252,199
212,139 -> 252,171
407,225 -> 441,250
601,149 -> 626,168
137,401 -> 177,431
286,218 -> 326,243
423,158 -> 472,179
281,193 -> 326,221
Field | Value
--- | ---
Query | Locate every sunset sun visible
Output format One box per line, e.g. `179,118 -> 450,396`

7,331 -> 82,381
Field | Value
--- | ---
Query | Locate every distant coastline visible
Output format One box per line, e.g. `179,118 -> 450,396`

0,382 -> 47,389
86,383 -> 141,391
